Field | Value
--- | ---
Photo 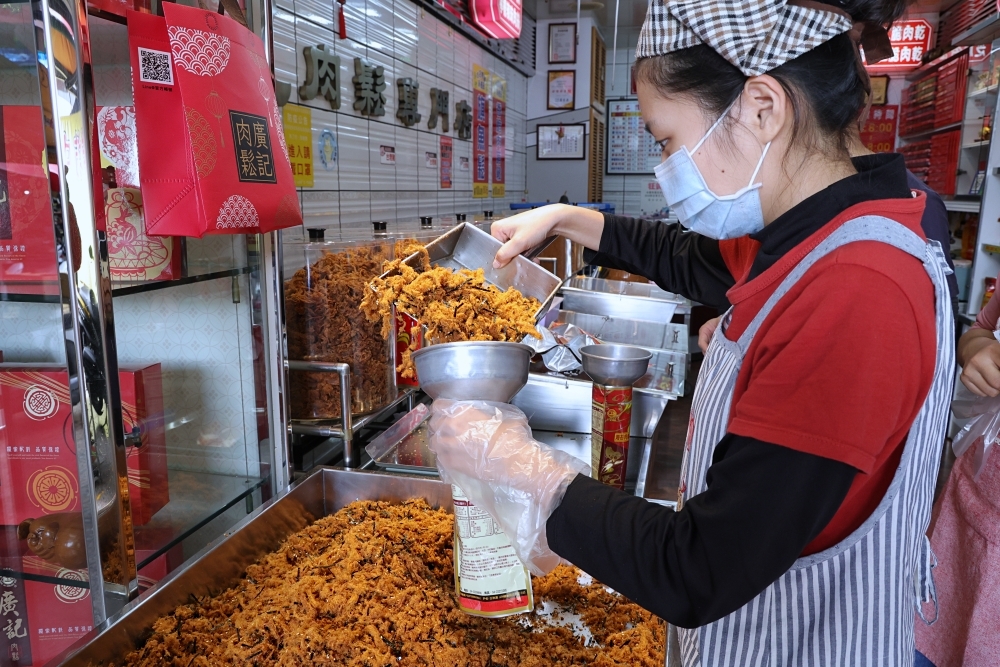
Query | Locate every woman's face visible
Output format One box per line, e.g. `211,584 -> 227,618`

636,79 -> 770,199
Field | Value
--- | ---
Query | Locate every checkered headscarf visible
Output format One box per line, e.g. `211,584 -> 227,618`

636,0 -> 854,76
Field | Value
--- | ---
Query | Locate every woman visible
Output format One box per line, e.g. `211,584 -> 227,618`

429,0 -> 953,664
913,282 -> 1000,667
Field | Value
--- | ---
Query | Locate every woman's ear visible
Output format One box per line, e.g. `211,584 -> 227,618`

741,75 -> 788,145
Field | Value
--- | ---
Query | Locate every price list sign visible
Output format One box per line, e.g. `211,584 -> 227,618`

859,105 -> 899,153
606,99 -> 662,175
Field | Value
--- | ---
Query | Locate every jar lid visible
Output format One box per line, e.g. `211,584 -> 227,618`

307,228 -> 325,241
484,210 -> 493,219
420,216 -> 433,228
456,213 -> 467,221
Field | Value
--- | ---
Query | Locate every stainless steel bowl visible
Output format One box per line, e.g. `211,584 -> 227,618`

412,341 -> 533,402
580,344 -> 652,387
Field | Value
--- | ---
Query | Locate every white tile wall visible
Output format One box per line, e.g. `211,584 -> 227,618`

277,0 -> 530,233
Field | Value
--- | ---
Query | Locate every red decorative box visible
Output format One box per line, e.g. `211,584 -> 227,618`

22,577 -> 93,666
0,107 -> 59,297
97,107 -> 184,284
119,365 -> 169,526
0,366 -> 80,527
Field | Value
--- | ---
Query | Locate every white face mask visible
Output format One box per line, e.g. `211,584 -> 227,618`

654,107 -> 771,240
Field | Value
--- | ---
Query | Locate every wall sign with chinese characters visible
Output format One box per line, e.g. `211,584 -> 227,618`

299,45 -> 341,109
865,19 -> 932,70
397,78 -> 421,127
429,88 -> 449,131
859,105 -> 898,153
491,74 -> 506,198
353,58 -> 386,117
606,98 -> 661,175
472,64 -> 491,199
282,104 -> 314,188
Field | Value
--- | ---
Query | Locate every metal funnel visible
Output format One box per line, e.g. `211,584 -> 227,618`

412,341 -> 533,402
580,344 -> 652,386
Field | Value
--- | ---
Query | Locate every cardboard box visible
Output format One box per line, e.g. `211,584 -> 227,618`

119,365 -> 168,525
97,107 -> 183,284
0,107 -> 59,297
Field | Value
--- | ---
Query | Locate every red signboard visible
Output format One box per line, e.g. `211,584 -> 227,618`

866,19 -> 933,70
469,0 -> 521,39
472,66 -> 490,199
859,105 -> 899,153
970,44 -> 990,64
440,136 -> 453,189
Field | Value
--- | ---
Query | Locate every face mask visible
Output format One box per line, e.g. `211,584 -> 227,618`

654,108 -> 771,240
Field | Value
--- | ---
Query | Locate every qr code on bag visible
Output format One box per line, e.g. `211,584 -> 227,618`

138,47 -> 173,85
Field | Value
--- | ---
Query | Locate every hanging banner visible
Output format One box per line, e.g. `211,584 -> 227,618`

859,104 -> 898,153
440,136 -> 453,189
472,64 -> 490,199
282,105 -> 314,188
865,19 -> 932,71
491,74 -> 506,198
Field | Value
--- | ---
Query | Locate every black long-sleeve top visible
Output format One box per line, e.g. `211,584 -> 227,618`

546,153 -> 932,628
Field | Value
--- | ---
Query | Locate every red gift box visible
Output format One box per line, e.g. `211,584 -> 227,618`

0,366 -> 80,528
0,107 -> 59,297
23,577 -> 93,666
97,107 -> 184,284
119,365 -> 168,526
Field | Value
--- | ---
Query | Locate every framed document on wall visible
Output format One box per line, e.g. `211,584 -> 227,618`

870,75 -> 889,105
536,124 -> 586,160
548,23 -> 577,63
547,70 -> 576,110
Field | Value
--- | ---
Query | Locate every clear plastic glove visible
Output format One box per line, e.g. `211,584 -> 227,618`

428,399 -> 590,576
952,383 -> 1000,477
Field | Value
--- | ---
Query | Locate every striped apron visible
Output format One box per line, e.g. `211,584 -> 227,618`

674,216 -> 954,667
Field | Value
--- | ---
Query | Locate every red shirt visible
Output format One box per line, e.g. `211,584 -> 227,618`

719,195 -> 937,554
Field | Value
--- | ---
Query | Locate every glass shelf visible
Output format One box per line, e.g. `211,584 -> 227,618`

111,266 -> 251,297
133,469 -> 265,569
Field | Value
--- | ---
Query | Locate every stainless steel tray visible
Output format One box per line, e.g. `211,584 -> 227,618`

394,222 -> 561,319
54,468 -> 452,666
561,277 -> 691,323
512,371 -> 673,438
370,425 -> 653,496
555,309 -> 689,354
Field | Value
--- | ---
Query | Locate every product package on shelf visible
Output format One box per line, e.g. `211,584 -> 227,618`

0,106 -> 59,297
97,106 -> 184,284
927,130 -> 962,196
0,365 -> 97,666
120,364 -> 169,526
127,4 -> 303,237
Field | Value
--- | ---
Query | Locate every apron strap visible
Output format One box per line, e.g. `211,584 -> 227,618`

735,215 -> 934,355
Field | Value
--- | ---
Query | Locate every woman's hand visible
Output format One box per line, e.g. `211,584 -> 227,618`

698,316 -> 721,353
491,204 -> 605,268
428,399 -> 589,575
959,328 -> 1000,397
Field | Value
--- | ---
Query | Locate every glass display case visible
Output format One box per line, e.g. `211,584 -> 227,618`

0,0 -> 288,656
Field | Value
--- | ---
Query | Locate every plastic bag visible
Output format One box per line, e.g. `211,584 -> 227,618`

428,400 -> 590,576
952,383 -> 1000,477
522,323 -> 598,373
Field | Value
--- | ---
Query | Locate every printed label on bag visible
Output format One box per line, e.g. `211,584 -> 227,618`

137,47 -> 174,86
452,485 -> 533,618
591,384 -> 632,490
229,110 -> 277,184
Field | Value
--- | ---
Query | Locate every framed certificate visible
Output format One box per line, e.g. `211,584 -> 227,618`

547,70 -> 576,110
870,75 -> 889,105
548,23 -> 577,64
536,124 -> 586,160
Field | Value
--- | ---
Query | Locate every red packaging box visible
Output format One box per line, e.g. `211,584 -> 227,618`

0,366 -> 80,528
23,578 -> 93,666
0,107 -> 59,297
97,107 -> 184,284
119,365 -> 169,525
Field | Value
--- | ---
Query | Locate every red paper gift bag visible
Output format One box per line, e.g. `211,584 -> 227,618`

127,4 -> 302,237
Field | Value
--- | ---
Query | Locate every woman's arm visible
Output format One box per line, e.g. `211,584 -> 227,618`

492,205 -> 735,308
959,329 -> 1000,397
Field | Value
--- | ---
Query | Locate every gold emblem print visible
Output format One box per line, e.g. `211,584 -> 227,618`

27,466 -> 77,512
